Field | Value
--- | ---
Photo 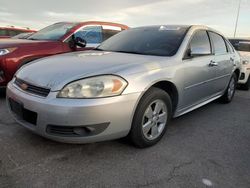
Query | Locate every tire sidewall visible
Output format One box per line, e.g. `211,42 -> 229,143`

226,74 -> 237,102
130,87 -> 172,148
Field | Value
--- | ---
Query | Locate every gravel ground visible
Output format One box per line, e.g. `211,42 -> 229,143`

0,89 -> 249,188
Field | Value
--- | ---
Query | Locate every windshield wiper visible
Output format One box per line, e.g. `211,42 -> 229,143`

27,37 -> 37,40
113,50 -> 145,55
94,48 -> 104,51
94,49 -> 145,55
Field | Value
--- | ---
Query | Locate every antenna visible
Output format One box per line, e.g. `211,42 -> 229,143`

233,0 -> 242,38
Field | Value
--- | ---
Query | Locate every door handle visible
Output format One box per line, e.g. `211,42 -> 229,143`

209,61 -> 218,67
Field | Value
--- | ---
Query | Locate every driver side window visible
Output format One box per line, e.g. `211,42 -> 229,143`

74,26 -> 102,45
190,30 -> 211,55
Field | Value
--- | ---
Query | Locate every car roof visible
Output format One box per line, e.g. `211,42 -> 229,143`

57,21 -> 129,42
131,25 -> 222,34
0,26 -> 36,32
132,25 -> 191,30
54,21 -> 129,29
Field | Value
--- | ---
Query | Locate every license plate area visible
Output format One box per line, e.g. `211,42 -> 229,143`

9,98 -> 37,125
9,98 -> 23,117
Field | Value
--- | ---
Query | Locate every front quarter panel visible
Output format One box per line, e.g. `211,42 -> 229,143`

120,59 -> 182,95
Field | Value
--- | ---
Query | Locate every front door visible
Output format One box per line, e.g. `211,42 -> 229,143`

180,30 -> 216,110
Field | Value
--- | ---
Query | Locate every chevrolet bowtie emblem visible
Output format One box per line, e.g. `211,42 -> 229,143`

20,83 -> 28,90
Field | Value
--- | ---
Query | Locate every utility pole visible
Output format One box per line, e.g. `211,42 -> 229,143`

234,0 -> 242,38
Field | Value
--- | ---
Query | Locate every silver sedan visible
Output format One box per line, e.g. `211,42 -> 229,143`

7,25 -> 241,147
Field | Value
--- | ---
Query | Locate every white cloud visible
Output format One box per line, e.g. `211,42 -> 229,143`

0,0 -> 249,37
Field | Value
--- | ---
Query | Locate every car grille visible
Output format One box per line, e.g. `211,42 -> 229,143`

14,78 -> 50,97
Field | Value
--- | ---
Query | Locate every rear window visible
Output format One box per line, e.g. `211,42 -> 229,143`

229,39 -> 250,52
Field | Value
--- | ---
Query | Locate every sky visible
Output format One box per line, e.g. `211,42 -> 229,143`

0,0 -> 250,37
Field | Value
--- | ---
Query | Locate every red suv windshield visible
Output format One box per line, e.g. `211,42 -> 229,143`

28,22 -> 78,41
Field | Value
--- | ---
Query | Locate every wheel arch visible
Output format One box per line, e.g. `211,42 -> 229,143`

234,68 -> 240,81
131,80 -> 179,122
151,81 -> 179,114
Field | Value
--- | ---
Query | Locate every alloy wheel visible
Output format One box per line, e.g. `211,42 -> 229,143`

142,99 -> 168,140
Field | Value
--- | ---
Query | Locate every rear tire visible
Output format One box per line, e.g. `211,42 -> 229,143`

219,73 -> 237,103
129,87 -> 172,148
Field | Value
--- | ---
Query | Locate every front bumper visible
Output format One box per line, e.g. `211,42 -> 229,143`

238,65 -> 250,84
6,81 -> 141,143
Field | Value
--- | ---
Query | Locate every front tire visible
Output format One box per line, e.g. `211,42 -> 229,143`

219,73 -> 237,103
129,87 -> 172,148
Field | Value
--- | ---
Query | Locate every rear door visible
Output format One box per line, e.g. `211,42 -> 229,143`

181,30 -> 216,109
208,32 -> 234,93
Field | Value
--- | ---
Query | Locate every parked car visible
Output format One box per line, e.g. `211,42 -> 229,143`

0,26 -> 36,39
0,21 -> 129,88
12,32 -> 36,39
7,25 -> 240,148
229,38 -> 250,90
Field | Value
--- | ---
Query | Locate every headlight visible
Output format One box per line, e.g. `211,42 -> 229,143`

0,48 -> 17,56
58,75 -> 128,98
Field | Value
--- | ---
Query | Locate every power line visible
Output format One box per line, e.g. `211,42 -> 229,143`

234,0 -> 242,38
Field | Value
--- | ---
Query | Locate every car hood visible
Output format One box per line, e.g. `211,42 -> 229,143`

16,50 -> 169,91
0,38 -> 54,48
239,51 -> 250,60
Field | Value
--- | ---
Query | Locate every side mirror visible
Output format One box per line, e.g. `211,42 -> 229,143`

75,37 -> 87,48
189,47 -> 210,57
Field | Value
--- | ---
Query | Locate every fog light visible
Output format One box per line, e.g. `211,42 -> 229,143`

240,73 -> 245,80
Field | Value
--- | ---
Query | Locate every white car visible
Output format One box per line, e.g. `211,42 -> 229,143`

229,38 -> 250,90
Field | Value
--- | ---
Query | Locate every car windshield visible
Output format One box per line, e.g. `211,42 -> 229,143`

12,32 -> 34,39
27,22 -> 78,41
97,26 -> 189,56
229,39 -> 250,52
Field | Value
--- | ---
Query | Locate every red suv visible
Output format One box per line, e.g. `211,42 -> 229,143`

0,26 -> 36,39
0,21 -> 129,87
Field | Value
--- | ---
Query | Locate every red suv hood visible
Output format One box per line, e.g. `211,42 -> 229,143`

0,38 -> 54,48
